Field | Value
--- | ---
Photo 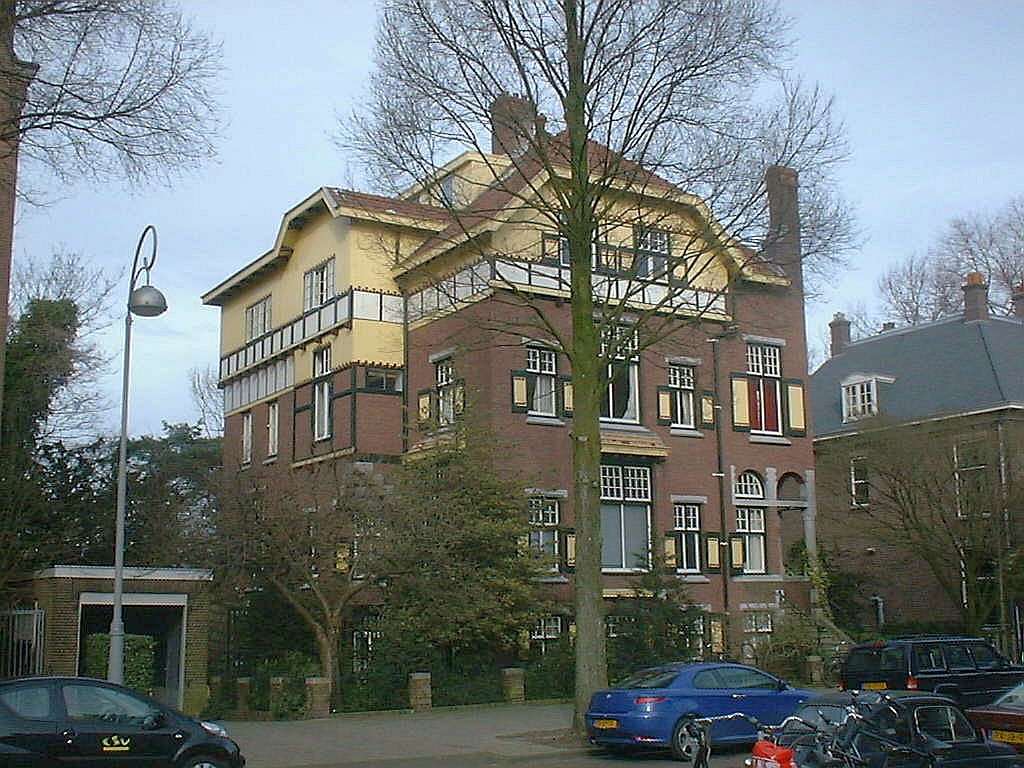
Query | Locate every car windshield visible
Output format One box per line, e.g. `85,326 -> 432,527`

617,668 -> 679,689
994,683 -> 1024,709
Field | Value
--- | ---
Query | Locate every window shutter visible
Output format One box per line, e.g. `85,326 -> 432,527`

561,378 -> 574,416
657,387 -> 673,425
731,376 -> 750,431
335,546 -> 350,573
516,534 -> 529,556
705,534 -> 721,571
700,392 -> 715,429
664,534 -> 678,569
785,380 -> 806,436
417,389 -> 433,424
511,371 -> 528,413
730,536 -> 746,574
561,530 -> 576,571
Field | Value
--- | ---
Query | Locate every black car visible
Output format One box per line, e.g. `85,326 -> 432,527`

770,690 -> 883,747
0,676 -> 244,768
841,636 -> 1024,706
827,692 -> 1024,767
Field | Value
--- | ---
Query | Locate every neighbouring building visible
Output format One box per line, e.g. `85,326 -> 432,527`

203,97 -> 820,657
810,274 -> 1024,659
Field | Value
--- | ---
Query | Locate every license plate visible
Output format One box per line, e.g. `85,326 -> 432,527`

862,682 -> 887,690
593,719 -> 618,729
993,729 -> 1024,744
751,759 -> 781,768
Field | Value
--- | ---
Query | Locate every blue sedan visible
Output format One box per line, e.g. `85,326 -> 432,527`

586,662 -> 812,761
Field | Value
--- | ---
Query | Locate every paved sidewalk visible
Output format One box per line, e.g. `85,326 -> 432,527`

224,703 -> 584,768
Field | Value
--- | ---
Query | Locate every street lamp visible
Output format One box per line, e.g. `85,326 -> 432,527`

108,225 -> 167,685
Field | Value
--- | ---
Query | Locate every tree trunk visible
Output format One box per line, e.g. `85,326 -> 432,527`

315,621 -> 342,707
564,0 -> 608,732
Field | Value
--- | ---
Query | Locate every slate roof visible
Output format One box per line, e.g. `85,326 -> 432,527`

809,315 -> 1024,438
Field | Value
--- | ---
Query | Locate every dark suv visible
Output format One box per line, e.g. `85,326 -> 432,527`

841,636 -> 1024,707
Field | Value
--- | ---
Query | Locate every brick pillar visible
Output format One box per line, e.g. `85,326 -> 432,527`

269,676 -> 285,715
408,672 -> 431,711
305,677 -> 331,719
501,667 -> 525,703
234,678 -> 252,717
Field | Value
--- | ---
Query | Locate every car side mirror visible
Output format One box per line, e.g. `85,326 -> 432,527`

776,679 -> 788,691
142,712 -> 166,730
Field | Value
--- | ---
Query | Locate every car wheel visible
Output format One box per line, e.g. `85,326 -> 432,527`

670,717 -> 709,766
179,756 -> 229,768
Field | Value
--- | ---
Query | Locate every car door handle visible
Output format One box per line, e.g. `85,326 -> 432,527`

731,693 -> 746,699
61,728 -> 76,744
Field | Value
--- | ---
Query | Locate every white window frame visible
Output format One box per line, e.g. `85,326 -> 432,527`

668,364 -> 695,428
600,465 -> 651,572
313,346 -> 332,440
850,455 -> 869,507
526,347 -> 557,417
744,611 -> 773,634
746,343 -> 782,435
601,326 -> 640,424
842,378 -> 877,422
672,503 -> 701,573
736,507 -> 766,574
636,227 -> 670,278
303,258 -> 335,311
241,411 -> 253,464
529,497 -> 560,571
267,401 -> 279,457
244,295 -> 272,341
436,358 -> 456,426
954,439 -> 988,519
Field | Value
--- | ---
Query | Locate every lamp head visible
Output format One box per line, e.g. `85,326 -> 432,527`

129,284 -> 167,317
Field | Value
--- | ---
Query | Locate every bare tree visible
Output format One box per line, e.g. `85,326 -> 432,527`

0,0 -> 222,430
10,249 -> 116,440
878,197 -> 1024,325
343,0 -> 852,726
190,364 -> 223,438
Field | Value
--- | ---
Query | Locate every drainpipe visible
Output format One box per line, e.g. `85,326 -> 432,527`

708,330 -> 736,648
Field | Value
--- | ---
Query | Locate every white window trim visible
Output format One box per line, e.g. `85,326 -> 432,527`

266,401 -> 279,458
672,503 -> 702,574
313,347 -> 332,441
241,411 -> 253,465
600,465 -> 651,572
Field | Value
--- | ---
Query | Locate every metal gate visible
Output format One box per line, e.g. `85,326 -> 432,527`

0,609 -> 45,678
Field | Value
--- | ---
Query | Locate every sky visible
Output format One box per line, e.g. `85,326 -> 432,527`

12,0 -> 1024,438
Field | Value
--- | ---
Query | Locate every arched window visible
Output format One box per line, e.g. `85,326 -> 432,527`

734,470 -> 765,499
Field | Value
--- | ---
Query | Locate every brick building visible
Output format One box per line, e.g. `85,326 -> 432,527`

810,275 -> 1024,659
203,100 -> 819,655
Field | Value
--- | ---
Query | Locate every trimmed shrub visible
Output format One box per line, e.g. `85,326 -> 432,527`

83,634 -> 157,694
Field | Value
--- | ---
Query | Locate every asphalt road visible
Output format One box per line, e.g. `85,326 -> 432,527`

224,702 -> 751,768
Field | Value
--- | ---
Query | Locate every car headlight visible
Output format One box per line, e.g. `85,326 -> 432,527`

201,721 -> 229,738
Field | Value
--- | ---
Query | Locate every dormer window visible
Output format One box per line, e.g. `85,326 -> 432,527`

841,373 -> 892,423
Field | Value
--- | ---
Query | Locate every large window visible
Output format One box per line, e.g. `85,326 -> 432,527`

313,346 -> 332,440
601,325 -> 639,423
735,471 -> 766,574
529,497 -> 560,571
671,503 -> 701,573
601,464 -> 651,571
954,439 -> 989,519
668,365 -> 695,428
526,347 -> 557,416
843,378 -> 877,421
303,258 -> 335,311
435,358 -> 457,426
746,343 -> 781,435
244,295 -> 272,341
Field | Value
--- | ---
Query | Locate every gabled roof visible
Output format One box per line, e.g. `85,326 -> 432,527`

810,315 -> 1024,438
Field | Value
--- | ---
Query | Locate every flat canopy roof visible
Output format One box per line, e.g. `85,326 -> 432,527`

33,566 -> 213,582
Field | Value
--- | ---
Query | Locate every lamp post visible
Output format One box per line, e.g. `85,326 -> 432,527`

108,225 -> 167,685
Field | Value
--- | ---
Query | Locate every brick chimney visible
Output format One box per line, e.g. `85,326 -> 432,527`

764,166 -> 801,285
1012,284 -> 1024,319
829,312 -> 850,357
962,272 -> 989,322
489,94 -> 539,155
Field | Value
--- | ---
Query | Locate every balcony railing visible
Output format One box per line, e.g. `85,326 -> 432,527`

219,288 -> 403,383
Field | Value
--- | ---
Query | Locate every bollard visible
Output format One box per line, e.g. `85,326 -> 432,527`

501,667 -> 525,703
408,672 -> 432,711
305,676 -> 331,719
